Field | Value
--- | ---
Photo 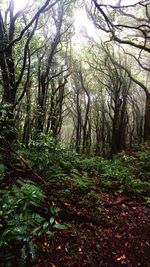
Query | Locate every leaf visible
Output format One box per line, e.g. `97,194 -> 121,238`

50,216 -> 55,225
31,226 -> 41,234
43,221 -> 49,230
2,229 -> 11,236
117,254 -> 126,261
46,230 -> 53,237
0,164 -> 6,173
53,223 -> 67,230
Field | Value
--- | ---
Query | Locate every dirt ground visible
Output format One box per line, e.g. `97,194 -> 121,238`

35,192 -> 150,267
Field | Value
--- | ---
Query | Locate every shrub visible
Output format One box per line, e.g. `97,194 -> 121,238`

0,180 -> 66,265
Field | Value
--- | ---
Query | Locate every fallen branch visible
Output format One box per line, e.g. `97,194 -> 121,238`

0,145 -> 50,189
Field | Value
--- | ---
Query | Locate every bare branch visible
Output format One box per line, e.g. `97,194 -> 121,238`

0,0 -> 60,53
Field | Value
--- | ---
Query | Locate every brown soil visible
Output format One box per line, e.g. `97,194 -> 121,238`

35,192 -> 150,267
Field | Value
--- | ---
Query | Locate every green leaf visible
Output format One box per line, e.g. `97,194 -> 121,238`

0,163 -> 6,173
2,229 -> 11,236
46,230 -> 53,237
49,216 -> 55,225
43,221 -> 49,230
31,226 -> 41,234
53,223 -> 67,230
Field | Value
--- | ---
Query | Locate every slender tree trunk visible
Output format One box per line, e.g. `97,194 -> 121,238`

144,92 -> 150,142
76,90 -> 82,153
23,84 -> 31,147
111,100 -> 120,155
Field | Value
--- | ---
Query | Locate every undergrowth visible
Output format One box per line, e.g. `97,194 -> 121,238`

0,133 -> 150,265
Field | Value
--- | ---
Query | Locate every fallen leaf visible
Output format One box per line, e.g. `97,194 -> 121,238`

117,254 -> 126,261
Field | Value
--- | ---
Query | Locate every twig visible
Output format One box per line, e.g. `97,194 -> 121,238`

0,145 -> 50,189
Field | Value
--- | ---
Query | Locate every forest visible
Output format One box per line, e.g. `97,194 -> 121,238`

0,0 -> 150,266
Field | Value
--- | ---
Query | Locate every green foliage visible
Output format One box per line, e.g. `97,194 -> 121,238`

0,150 -> 7,181
100,152 -> 150,195
16,133 -> 77,177
1,181 -> 44,244
138,150 -> 150,180
103,154 -> 137,179
144,197 -> 150,206
126,179 -> 150,194
67,243 -> 79,259
0,163 -> 6,180
29,132 -> 55,150
17,134 -> 150,197
72,171 -> 93,189
1,135 -> 150,266
75,156 -> 104,175
0,181 -> 44,264
15,136 -> 150,197
0,163 -> 6,173
87,189 -> 101,203
0,180 -> 67,264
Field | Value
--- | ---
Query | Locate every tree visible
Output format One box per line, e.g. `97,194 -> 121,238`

0,0 -> 59,143
88,0 -> 150,142
69,58 -> 92,153
36,1 -> 69,134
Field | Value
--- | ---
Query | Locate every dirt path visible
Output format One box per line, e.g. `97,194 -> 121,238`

35,193 -> 150,267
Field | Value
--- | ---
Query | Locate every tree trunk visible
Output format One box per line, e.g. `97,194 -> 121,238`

144,92 -> 150,142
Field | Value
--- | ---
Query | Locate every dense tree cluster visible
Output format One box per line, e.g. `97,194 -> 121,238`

0,2 -> 150,266
0,0 -> 150,157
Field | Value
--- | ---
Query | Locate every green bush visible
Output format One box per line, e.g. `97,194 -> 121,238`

12,137 -> 150,197
138,150 -> 150,180
0,180 -> 66,264
17,134 -> 77,176
100,153 -> 150,195
127,179 -> 150,194
75,156 -> 105,175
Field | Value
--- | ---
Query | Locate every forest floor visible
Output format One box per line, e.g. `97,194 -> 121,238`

1,146 -> 150,267
34,182 -> 150,267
